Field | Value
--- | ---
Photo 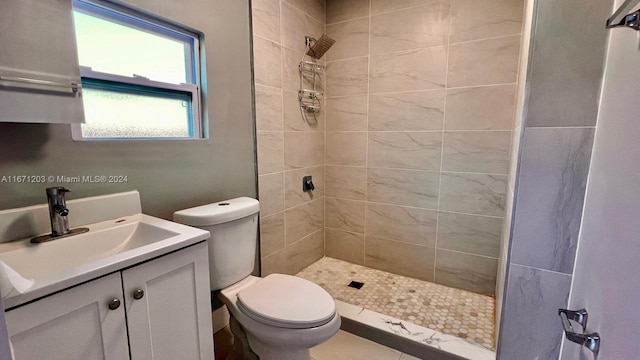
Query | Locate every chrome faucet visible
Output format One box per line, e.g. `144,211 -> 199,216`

47,187 -> 70,236
31,187 -> 89,243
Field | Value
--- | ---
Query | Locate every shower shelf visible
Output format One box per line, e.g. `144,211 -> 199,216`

298,60 -> 323,114
298,35 -> 334,118
299,89 -> 322,113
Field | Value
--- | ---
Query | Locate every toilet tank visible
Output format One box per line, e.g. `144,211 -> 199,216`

173,197 -> 260,291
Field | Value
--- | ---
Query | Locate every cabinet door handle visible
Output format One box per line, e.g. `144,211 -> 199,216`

133,289 -> 145,300
108,298 -> 121,310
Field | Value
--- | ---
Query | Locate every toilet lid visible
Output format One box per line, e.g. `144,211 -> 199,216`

236,274 -> 336,329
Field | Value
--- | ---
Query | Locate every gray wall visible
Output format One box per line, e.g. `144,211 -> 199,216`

0,0 -> 257,219
497,0 -> 612,358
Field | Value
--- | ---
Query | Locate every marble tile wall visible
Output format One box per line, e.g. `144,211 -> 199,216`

252,0 -> 326,276
324,0 -> 524,296
496,0 -> 611,357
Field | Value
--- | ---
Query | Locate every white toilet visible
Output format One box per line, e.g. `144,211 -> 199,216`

173,197 -> 340,360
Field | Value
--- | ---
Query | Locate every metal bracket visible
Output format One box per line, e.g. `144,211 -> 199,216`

606,0 -> 640,30
558,308 -> 600,357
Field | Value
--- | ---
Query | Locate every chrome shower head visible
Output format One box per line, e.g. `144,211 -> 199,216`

305,34 -> 335,60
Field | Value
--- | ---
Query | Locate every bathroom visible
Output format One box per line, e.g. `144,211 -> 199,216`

0,0 -> 639,359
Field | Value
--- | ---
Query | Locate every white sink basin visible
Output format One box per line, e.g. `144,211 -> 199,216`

0,212 -> 209,308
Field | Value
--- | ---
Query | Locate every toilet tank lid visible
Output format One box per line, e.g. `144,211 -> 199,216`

173,197 -> 260,226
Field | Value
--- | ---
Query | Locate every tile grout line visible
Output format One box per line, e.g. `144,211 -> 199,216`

362,0 -> 372,267
278,0 -> 288,273
434,1 -> 454,283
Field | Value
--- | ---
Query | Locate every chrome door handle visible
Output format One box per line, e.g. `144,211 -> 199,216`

558,308 -> 600,356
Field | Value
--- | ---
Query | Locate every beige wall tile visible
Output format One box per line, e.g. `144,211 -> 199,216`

325,197 -> 365,233
442,131 -> 512,174
365,236 -> 435,281
325,132 -> 367,166
370,2 -> 449,54
253,36 -> 282,87
445,84 -> 516,130
325,229 -> 365,265
286,230 -> 324,274
256,131 -> 284,174
285,165 -> 324,208
285,198 -> 324,244
326,0 -> 369,24
368,132 -> 442,171
440,172 -> 507,216
326,18 -> 369,61
366,203 -> 437,247
285,0 -> 325,23
261,249 -> 287,276
282,47 -> 301,91
283,90 -> 324,131
437,212 -> 502,257
368,90 -> 444,131
449,0 -> 524,44
325,96 -> 368,131
367,168 -> 439,208
252,0 -> 281,43
447,35 -> 520,88
258,172 -> 285,215
282,1 -> 324,53
326,58 -> 369,97
325,165 -> 367,200
255,85 -> 283,131
260,212 -> 285,256
284,131 -> 324,169
435,249 -> 498,295
370,47 -> 447,93
371,0 -> 426,15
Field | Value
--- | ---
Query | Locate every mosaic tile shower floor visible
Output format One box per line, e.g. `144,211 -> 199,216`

296,257 -> 495,349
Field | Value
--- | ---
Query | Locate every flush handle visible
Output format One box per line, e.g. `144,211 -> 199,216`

133,289 -> 145,300
558,308 -> 600,357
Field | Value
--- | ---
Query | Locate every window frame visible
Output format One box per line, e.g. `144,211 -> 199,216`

70,0 -> 204,141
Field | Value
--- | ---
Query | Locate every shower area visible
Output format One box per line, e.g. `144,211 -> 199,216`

253,0 -> 524,355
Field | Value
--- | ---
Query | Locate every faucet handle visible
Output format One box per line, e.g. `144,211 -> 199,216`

46,187 -> 70,196
53,205 -> 70,216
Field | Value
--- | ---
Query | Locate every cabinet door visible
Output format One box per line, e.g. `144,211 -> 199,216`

122,242 -> 214,360
5,273 -> 128,360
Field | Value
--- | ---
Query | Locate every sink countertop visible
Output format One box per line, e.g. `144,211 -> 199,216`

0,191 -> 210,310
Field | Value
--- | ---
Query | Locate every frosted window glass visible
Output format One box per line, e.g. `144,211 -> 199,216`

73,11 -> 188,84
80,88 -> 191,138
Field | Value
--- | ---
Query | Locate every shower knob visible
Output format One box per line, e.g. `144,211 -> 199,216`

303,175 -> 315,192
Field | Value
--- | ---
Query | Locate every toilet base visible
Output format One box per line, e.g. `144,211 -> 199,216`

226,316 -> 258,360
226,314 -> 312,360
246,335 -> 311,360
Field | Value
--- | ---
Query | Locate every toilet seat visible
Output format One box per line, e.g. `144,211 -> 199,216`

236,274 -> 336,329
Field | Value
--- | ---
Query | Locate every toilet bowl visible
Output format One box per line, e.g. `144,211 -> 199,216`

220,275 -> 340,360
173,198 -> 340,360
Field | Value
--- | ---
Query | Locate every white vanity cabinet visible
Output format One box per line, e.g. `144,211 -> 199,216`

4,242 -> 214,360
5,272 -> 128,360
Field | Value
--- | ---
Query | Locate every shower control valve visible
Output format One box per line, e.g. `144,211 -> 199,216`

303,176 -> 315,192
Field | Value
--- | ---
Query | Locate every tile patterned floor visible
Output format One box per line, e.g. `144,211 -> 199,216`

296,257 -> 495,349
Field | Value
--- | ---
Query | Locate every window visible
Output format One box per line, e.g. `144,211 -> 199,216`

71,0 -> 203,140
